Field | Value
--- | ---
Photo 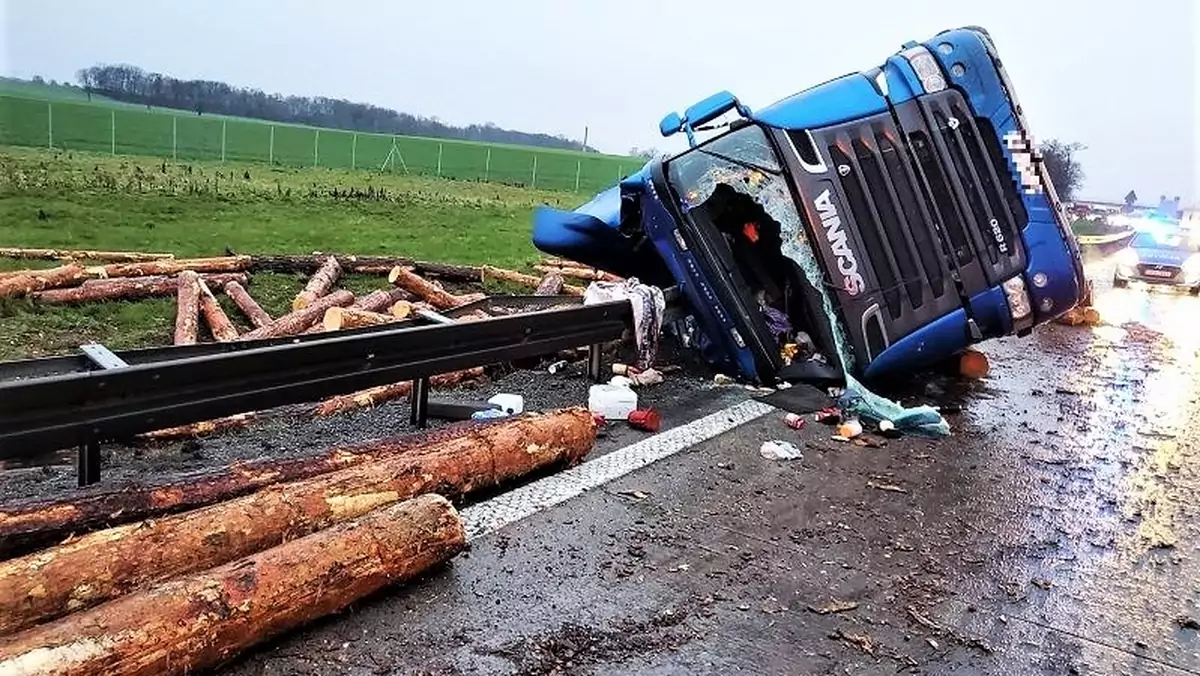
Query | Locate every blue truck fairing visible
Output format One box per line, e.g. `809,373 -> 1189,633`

532,26 -> 1085,385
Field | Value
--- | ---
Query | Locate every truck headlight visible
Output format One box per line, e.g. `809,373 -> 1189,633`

1002,275 -> 1033,330
901,46 -> 947,93
1184,254 -> 1200,280
1116,248 -> 1139,270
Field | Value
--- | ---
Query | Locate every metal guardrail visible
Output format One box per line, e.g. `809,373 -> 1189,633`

0,298 -> 635,485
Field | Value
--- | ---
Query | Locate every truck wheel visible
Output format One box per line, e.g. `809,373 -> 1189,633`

1190,285 -> 1200,297
1112,275 -> 1128,289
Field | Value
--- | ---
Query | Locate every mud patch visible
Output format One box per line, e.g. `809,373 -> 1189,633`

479,607 -> 697,675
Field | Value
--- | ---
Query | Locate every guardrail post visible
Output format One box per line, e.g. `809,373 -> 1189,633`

531,155 -> 538,188
484,147 -> 491,182
111,110 -> 116,156
221,119 -> 227,163
410,376 -> 430,428
313,129 -> 320,168
172,116 -> 178,161
47,103 -> 53,149
269,125 -> 275,165
574,160 -> 581,192
588,344 -> 603,382
436,142 -> 443,176
77,441 -> 101,487
351,132 -> 357,170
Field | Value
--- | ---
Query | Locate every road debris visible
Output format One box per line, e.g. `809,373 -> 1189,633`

783,413 -> 807,430
760,440 -> 803,461
959,349 -> 990,379
866,480 -> 908,494
588,383 -> 638,420
829,627 -> 875,655
627,408 -> 662,433
1175,616 -> 1200,630
836,419 -> 864,440
713,373 -> 736,386
1031,577 -> 1053,590
807,600 -> 859,615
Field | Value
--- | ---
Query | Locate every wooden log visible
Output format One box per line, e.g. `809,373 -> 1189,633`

248,254 -> 481,282
0,264 -> 87,299
173,271 -> 202,346
0,495 -> 465,676
536,273 -> 565,295
481,266 -> 583,296
291,255 -> 342,311
389,300 -> 413,319
456,292 -> 487,306
312,367 -> 484,417
30,273 -> 249,305
0,420 -> 500,561
322,307 -> 397,332
388,265 -> 459,310
222,281 -> 272,329
534,264 -> 623,283
138,412 -> 257,442
238,290 -> 354,341
0,408 -> 595,634
197,279 -> 239,342
0,247 -> 174,263
88,256 -> 251,280
352,287 -> 411,313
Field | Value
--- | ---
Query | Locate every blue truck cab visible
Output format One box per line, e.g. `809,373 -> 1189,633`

532,27 -> 1086,384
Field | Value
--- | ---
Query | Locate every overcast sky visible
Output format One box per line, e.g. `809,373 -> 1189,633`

3,0 -> 1197,204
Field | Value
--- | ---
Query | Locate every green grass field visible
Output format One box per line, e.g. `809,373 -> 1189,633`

0,80 -> 642,195
0,147 -> 586,359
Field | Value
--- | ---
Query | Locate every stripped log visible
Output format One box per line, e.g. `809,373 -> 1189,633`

198,279 -> 239,341
139,412 -> 257,442
291,255 -> 342,311
0,264 -> 87,299
31,273 -> 249,305
352,287 -> 411,313
173,271 -> 202,346
0,247 -> 174,263
223,280 -> 272,328
322,307 -> 397,331
534,264 -> 623,283
388,265 -> 460,309
0,495 -> 465,676
312,367 -> 484,417
389,301 -> 413,319
481,265 -> 584,295
536,273 -> 565,295
456,292 -> 487,305
248,254 -> 482,282
238,290 -> 354,341
88,256 -> 251,279
0,408 -> 595,635
0,419 -> 507,560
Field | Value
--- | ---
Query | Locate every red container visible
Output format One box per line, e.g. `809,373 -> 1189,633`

784,413 -> 806,430
627,408 -> 661,432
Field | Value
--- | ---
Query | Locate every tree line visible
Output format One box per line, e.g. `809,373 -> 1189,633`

74,64 -> 593,152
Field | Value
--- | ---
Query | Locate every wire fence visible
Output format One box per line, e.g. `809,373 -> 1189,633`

0,95 -> 636,194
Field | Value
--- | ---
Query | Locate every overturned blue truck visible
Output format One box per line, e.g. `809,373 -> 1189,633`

533,26 -> 1086,388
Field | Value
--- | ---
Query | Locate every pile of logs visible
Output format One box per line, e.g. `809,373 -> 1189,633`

0,409 -> 599,675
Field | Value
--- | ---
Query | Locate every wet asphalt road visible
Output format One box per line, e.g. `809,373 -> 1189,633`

212,259 -> 1199,676
3,259 -> 1198,675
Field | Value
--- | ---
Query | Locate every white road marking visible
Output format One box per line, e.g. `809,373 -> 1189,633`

459,399 -> 775,539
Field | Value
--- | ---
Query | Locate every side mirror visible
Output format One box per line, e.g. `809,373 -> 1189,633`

659,112 -> 684,138
684,91 -> 743,130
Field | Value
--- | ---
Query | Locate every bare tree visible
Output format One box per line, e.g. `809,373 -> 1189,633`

1039,139 -> 1086,201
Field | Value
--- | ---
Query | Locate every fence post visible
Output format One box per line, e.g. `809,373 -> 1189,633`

172,117 -> 178,161
221,120 -> 227,163
110,110 -> 116,156
351,133 -> 357,170
47,103 -> 52,149
313,129 -> 320,168
617,164 -> 623,181
574,160 -> 581,192
436,143 -> 443,177
269,125 -> 275,165
531,155 -> 538,188
484,147 -> 491,182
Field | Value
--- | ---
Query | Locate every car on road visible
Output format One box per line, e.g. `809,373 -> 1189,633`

1113,230 -> 1200,295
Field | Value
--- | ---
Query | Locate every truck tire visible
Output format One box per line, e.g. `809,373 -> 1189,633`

1112,274 -> 1128,289
1189,285 -> 1199,297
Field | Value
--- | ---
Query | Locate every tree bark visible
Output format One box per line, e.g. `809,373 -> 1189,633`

388,266 -> 459,310
533,264 -> 622,283
198,279 -> 239,342
0,248 -> 174,263
222,281 -> 272,329
238,290 -> 354,341
536,273 -> 565,295
322,307 -> 398,332
311,367 -> 484,417
350,287 -> 411,313
0,264 -> 88,299
173,271 -> 202,346
0,420 -> 502,561
89,256 -> 251,279
248,255 -> 481,282
481,266 -> 583,295
0,408 -> 594,635
0,495 -> 465,676
31,273 -> 249,305
291,255 -> 342,311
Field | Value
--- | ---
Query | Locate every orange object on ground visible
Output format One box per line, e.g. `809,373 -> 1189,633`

742,222 -> 760,243
959,349 -> 990,379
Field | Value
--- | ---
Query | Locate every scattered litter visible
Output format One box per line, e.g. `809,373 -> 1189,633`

1175,616 -> 1200,630
612,363 -> 638,376
588,383 -> 638,420
471,408 -> 509,420
927,638 -> 940,650
783,413 -> 807,430
815,407 -> 842,425
737,603 -> 752,611
487,393 -> 524,415
547,359 -> 570,374
959,349 -> 990,379
669,563 -> 690,573
867,480 -> 908,494
829,627 -> 876,656
1057,306 -> 1102,327
1031,578 -> 1053,590
760,440 -> 803,461
617,490 -> 650,500
907,608 -> 942,631
836,419 -> 863,439
877,420 -> 902,439
609,375 -> 635,388
713,373 -> 736,386
628,368 -> 664,387
807,600 -> 859,615
627,408 -> 662,433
